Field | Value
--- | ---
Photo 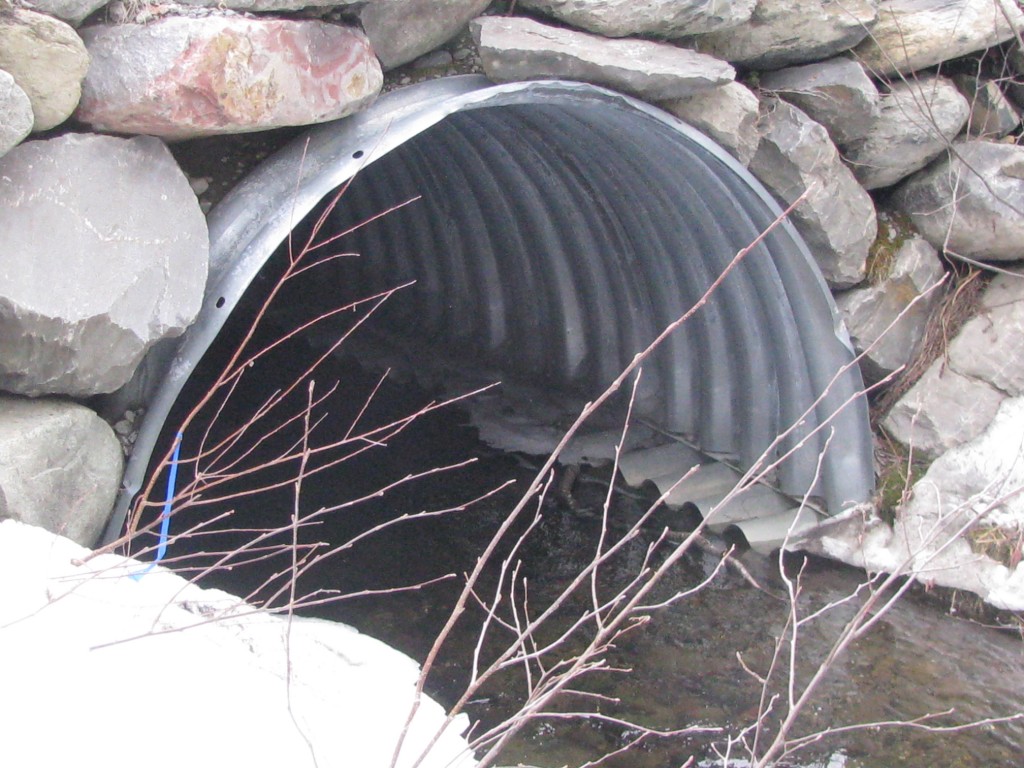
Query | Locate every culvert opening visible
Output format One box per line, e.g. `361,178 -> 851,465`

102,76 -> 874,561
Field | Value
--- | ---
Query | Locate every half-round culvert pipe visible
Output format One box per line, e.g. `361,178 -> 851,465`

99,76 -> 874,545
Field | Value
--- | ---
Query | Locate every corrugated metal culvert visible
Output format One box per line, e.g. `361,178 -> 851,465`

101,76 -> 874,544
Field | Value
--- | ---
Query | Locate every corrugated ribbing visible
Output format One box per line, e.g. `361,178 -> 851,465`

101,78 -> 873,544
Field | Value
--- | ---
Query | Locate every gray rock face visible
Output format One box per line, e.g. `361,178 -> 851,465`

843,76 -> 970,190
947,269 -> 1024,397
883,364 -> 1005,458
687,0 -> 878,70
517,0 -> 756,38
893,140 -> 1024,262
0,70 -> 33,157
171,0 -> 360,12
0,134 -> 208,397
22,0 -> 109,26
883,269 -> 1024,457
361,0 -> 490,70
77,17 -> 382,140
749,98 -> 877,287
953,74 -> 1021,139
661,80 -> 760,166
759,57 -> 880,147
0,396 -> 122,547
0,9 -> 89,131
835,234 -> 945,384
854,0 -> 1024,77
472,16 -> 735,101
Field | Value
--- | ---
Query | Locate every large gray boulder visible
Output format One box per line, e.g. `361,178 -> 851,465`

0,70 -> 32,157
749,98 -> 877,288
686,0 -> 878,70
884,269 -> 1024,457
835,233 -> 946,384
22,0 -> 109,26
517,0 -> 756,37
892,140 -> 1024,262
883,365 -> 1005,459
854,0 -> 1024,77
661,80 -> 760,166
361,0 -> 490,70
76,17 -> 382,139
759,57 -> 880,147
472,16 -> 734,101
0,134 -> 208,397
0,8 -> 89,131
953,74 -> 1022,139
0,397 -> 122,547
0,520 -> 477,768
843,76 -> 970,190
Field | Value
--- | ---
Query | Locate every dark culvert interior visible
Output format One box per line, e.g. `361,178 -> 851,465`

105,78 -> 874,540
93,78 -> 1024,768
103,74 -> 879,659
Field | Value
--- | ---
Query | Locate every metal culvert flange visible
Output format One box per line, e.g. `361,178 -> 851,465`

100,76 -> 874,544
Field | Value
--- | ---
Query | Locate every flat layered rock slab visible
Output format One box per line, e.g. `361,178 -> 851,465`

893,140 -> 1024,262
686,0 -> 879,70
76,16 -> 382,139
843,76 -> 969,190
854,0 -> 1024,77
517,0 -> 756,37
472,16 -> 734,101
760,57 -> 880,147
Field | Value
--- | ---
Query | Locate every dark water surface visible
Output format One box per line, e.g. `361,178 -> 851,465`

156,345 -> 1024,768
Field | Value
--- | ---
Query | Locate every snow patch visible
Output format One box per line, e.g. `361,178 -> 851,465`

0,519 -> 476,768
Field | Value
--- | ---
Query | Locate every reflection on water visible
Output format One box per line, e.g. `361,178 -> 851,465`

161,355 -> 1024,768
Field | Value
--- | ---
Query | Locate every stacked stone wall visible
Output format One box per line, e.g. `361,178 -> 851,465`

1,0 -> 1023,604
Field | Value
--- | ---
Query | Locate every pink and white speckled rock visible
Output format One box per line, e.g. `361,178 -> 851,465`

76,16 -> 382,140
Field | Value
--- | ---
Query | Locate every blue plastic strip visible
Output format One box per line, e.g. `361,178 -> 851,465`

130,432 -> 183,580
